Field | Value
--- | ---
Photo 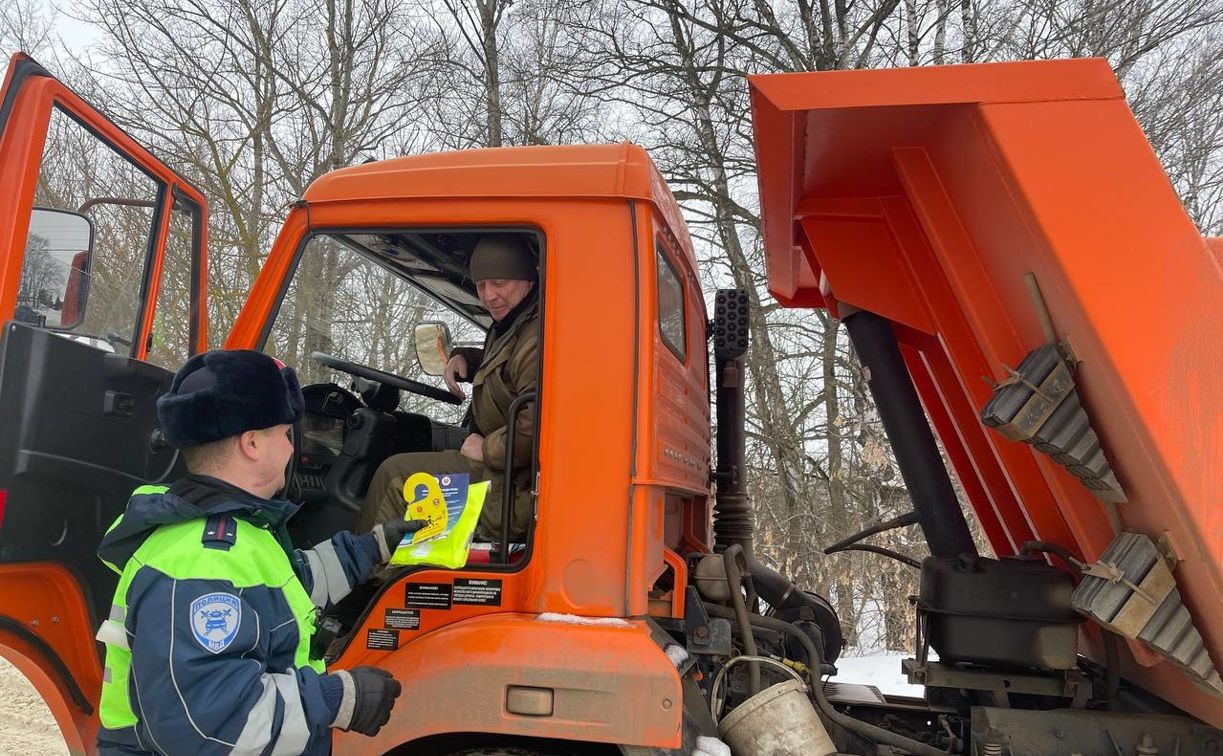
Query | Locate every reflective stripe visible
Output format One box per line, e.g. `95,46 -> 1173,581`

372,523 -> 392,562
270,673 -> 310,756
102,666 -> 112,683
229,675 -> 279,755
311,540 -> 351,605
303,550 -> 329,608
330,670 -> 356,730
108,604 -> 126,623
96,620 -> 130,650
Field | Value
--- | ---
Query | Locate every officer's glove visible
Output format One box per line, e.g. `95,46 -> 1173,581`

331,666 -> 402,736
370,519 -> 428,562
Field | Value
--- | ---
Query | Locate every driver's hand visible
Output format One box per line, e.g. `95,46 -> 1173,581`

460,433 -> 484,463
443,354 -> 469,399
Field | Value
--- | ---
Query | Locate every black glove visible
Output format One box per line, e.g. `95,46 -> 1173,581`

372,519 -> 429,561
334,666 -> 402,736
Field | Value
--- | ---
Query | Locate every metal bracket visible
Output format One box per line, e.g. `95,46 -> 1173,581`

684,590 -> 732,656
904,659 -> 1092,709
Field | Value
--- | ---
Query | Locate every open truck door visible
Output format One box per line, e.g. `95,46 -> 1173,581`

0,53 -> 208,751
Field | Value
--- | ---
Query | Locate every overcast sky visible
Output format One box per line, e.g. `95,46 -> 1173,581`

40,0 -> 100,52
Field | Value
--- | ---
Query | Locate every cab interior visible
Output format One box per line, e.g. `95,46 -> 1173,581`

264,228 -> 545,559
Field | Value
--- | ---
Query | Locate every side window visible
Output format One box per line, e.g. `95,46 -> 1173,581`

19,106 -> 161,353
147,197 -> 202,368
656,238 -> 687,361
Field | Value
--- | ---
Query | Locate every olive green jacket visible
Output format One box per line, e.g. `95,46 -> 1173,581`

453,296 -> 540,473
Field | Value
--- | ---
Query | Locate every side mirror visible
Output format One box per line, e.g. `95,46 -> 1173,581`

413,321 -> 453,376
16,208 -> 94,330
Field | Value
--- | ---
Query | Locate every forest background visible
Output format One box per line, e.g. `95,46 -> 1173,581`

3,0 -> 1221,657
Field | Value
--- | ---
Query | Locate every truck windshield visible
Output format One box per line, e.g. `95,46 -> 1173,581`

263,233 -> 483,418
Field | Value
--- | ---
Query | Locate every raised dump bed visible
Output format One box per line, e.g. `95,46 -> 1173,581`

749,58 -> 1223,726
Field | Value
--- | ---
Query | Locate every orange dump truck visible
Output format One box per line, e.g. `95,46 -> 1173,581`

0,51 -> 1219,755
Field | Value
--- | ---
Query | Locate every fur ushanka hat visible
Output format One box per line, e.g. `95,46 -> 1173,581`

157,350 -> 304,448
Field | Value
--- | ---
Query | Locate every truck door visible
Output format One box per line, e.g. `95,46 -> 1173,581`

0,53 -> 208,749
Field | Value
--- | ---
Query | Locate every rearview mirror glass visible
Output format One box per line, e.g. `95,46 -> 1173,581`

414,321 -> 453,375
16,207 -> 94,330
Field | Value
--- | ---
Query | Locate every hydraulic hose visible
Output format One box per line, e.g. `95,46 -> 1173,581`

722,544 -> 761,696
704,603 -> 949,756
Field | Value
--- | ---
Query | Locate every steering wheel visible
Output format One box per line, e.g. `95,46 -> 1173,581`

310,352 -> 462,406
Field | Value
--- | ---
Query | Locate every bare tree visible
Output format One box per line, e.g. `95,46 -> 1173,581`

436,0 -> 513,146
423,0 -> 606,149
0,0 -> 55,55
78,0 -> 439,345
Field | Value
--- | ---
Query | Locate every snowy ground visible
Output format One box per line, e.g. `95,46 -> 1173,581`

829,651 -> 927,698
0,658 -> 69,756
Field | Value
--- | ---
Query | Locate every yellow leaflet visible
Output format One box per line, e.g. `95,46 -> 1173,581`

390,479 -> 490,569
403,472 -> 448,543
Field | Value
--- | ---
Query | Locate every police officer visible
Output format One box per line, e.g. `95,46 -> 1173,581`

95,350 -> 417,754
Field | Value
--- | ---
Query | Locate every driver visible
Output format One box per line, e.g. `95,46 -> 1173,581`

357,233 -> 539,541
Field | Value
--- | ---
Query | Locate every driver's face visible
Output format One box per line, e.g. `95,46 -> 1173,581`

476,278 -> 534,322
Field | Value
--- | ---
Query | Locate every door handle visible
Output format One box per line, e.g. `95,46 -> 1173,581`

104,391 -> 135,417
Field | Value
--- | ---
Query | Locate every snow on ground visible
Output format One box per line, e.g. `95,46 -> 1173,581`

829,650 -> 928,698
0,657 -> 70,756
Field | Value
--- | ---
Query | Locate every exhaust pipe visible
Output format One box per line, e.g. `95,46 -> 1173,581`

712,290 -> 842,665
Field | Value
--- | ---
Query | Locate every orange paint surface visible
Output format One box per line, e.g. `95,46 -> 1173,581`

751,58 -> 1223,726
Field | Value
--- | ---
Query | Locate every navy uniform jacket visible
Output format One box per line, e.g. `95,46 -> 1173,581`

95,475 -> 382,755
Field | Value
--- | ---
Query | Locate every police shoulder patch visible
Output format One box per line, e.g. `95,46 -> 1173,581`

190,592 -> 242,654
201,513 -> 238,550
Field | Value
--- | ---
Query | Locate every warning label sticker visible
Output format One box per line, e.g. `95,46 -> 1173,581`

406,582 -> 453,610
366,628 -> 399,651
453,578 -> 503,606
385,608 -> 420,630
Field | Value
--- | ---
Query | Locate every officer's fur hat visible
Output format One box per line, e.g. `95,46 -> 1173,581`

157,350 -> 304,448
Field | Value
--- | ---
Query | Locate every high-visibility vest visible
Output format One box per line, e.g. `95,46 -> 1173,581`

96,486 -> 324,732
